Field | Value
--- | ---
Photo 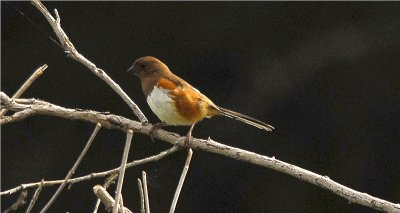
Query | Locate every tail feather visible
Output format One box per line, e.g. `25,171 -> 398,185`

218,107 -> 274,131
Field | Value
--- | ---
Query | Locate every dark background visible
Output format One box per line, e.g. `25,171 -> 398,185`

2,2 -> 400,213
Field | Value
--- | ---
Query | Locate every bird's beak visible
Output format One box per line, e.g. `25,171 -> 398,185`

127,65 -> 138,75
127,65 -> 135,73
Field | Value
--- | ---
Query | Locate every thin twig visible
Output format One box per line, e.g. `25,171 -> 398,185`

1,95 -> 399,212
25,179 -> 44,213
93,185 -> 133,213
142,171 -> 150,213
0,64 -> 47,117
40,123 -> 102,213
3,191 -> 28,213
93,195 -> 102,212
169,148 -> 193,213
93,173 -> 119,213
113,130 -> 133,213
137,179 -> 145,213
119,195 -> 125,213
31,0 -> 147,122
1,145 -> 179,196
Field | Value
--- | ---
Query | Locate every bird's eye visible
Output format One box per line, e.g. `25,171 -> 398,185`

140,64 -> 145,68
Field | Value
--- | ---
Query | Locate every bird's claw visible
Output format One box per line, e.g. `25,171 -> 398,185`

149,122 -> 167,143
183,135 -> 193,147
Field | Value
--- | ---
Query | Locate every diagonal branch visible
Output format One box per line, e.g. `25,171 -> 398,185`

26,179 -> 44,213
113,130 -> 134,213
137,179 -> 145,213
40,123 -> 102,213
169,148 -> 193,213
1,93 -> 399,212
0,144 -> 179,196
0,64 -> 48,117
93,185 -> 133,213
142,171 -> 150,213
93,173 -> 119,213
31,0 -> 148,123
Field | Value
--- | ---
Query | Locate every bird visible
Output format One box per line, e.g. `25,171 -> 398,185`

127,56 -> 274,146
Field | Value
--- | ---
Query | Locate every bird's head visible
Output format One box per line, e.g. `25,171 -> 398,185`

127,56 -> 170,80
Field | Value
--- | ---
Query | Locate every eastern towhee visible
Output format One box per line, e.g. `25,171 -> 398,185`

128,56 -> 274,145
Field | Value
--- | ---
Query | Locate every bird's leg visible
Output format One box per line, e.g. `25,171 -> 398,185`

184,123 -> 196,147
149,122 -> 168,142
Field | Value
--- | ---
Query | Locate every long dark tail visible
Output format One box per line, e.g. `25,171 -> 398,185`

218,107 -> 274,131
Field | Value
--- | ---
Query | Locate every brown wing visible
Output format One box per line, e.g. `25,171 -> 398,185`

157,75 -> 218,122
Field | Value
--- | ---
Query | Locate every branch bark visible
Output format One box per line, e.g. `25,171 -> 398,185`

93,185 -> 133,213
1,93 -> 399,213
31,0 -> 147,123
169,148 -> 193,213
0,64 -> 47,117
113,130 -> 134,213
142,171 -> 150,213
40,123 -> 101,213
0,141 -> 179,196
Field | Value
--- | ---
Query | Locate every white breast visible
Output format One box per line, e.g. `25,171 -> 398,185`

146,86 -> 191,126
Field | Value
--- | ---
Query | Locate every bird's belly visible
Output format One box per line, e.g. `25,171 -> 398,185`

147,86 -> 193,126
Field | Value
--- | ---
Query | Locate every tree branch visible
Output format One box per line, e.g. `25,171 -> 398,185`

1,93 -> 399,212
93,185 -> 133,213
40,123 -> 102,213
31,0 -> 148,123
137,179 -> 145,213
113,130 -> 134,213
26,179 -> 44,213
0,143 -> 179,196
93,173 -> 119,213
142,171 -> 150,213
0,64 -> 47,117
169,148 -> 193,213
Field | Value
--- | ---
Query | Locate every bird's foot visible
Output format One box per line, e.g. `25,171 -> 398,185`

182,122 -> 196,147
183,133 -> 193,147
149,122 -> 167,142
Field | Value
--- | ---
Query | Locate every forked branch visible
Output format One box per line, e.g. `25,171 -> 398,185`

31,0 -> 147,123
3,1 -> 399,212
1,93 -> 399,213
93,185 -> 133,213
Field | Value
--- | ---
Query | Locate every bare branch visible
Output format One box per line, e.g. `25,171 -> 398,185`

93,195 -> 102,212
26,180 -> 44,213
1,94 -> 399,212
3,191 -> 28,213
1,109 -> 36,124
113,130 -> 134,213
94,174 -> 119,213
137,179 -> 145,213
40,123 -> 102,213
0,64 -> 47,117
93,185 -> 133,213
119,196 -> 125,213
169,148 -> 193,213
1,145 -> 179,196
142,171 -> 150,213
30,0 -> 147,123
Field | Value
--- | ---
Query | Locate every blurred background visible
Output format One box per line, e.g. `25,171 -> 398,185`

2,2 -> 399,212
